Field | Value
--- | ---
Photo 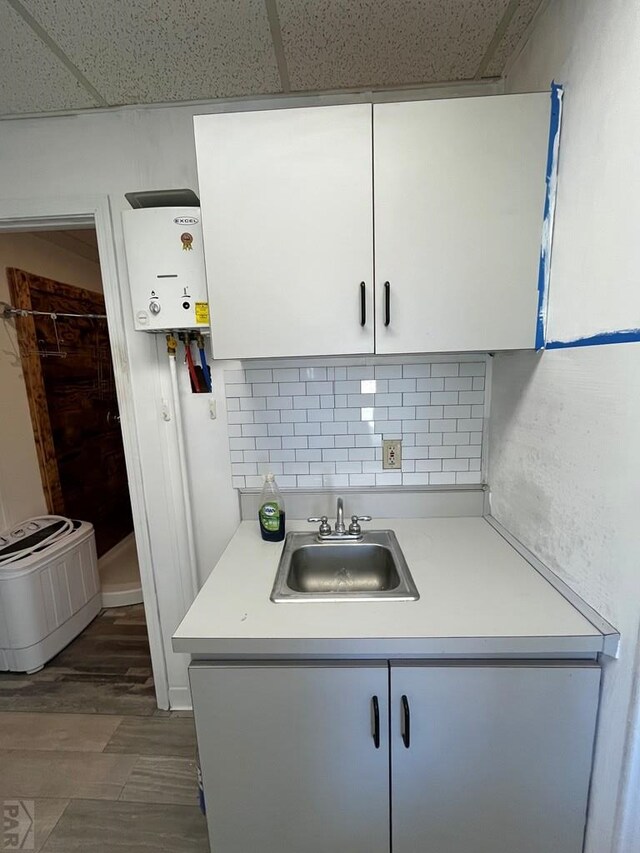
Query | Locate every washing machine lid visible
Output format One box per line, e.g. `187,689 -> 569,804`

0,518 -> 79,560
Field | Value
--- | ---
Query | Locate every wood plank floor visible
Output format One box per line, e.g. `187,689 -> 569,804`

0,605 -> 157,715
0,606 -> 210,851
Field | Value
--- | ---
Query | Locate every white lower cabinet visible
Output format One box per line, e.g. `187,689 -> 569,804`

390,663 -> 600,853
190,661 -> 600,853
189,662 -> 390,853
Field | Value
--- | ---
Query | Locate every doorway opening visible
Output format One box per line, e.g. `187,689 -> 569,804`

0,226 -> 154,709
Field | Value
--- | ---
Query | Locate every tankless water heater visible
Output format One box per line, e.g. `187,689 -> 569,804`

122,207 -> 209,331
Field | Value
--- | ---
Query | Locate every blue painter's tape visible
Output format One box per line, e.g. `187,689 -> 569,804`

535,82 -> 564,351
546,329 -> 640,349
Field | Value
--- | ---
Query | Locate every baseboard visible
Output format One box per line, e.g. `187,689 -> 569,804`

169,685 -> 193,711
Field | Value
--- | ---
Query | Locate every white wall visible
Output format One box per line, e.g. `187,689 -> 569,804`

489,2 -> 640,851
0,233 -> 103,528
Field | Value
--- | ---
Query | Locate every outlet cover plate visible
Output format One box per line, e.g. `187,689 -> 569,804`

383,439 -> 402,470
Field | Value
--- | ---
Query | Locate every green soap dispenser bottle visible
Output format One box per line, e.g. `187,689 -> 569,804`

258,473 -> 286,542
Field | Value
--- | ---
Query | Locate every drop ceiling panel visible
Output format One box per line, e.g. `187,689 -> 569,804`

19,0 -> 282,105
483,0 -> 543,77
0,3 -> 98,114
278,0 -> 512,91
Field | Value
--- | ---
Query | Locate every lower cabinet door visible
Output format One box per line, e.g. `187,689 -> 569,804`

190,662 -> 390,853
390,663 -> 600,853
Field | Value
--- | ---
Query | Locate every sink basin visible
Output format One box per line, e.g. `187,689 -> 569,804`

270,530 -> 419,603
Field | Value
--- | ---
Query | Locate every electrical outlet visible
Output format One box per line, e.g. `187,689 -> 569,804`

383,439 -> 402,470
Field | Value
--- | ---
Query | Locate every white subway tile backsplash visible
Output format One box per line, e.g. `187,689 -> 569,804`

347,366 -> 374,379
388,378 -> 417,393
335,435 -> 356,448
309,436 -> 335,449
416,378 -> 445,392
268,423 -> 294,436
459,362 -> 485,376
226,383 -> 253,397
444,377 -> 473,391
224,370 -> 245,383
296,449 -> 322,462
251,383 -> 279,396
282,436 -> 308,449
294,422 -> 321,435
270,450 -> 296,462
225,357 -> 487,488
456,471 -> 483,484
459,391 -> 484,405
403,364 -> 431,378
336,461 -> 362,474
376,472 -> 402,485
403,393 -> 431,406
241,423 -> 269,437
273,368 -> 300,381
256,437 -> 282,450
321,422 -> 346,435
308,409 -> 335,422
349,473 -> 376,486
430,472 -> 456,484
280,382 -> 306,395
375,365 -> 402,379
284,462 -> 309,475
443,405 -> 472,419
254,410 -> 281,423
300,367 -> 327,381
245,369 -> 272,383
293,395 -> 320,409
323,449 -> 349,462
307,381 -> 333,395
267,396 -> 293,410
431,363 -> 459,377
281,410 -> 308,423
297,475 -> 324,487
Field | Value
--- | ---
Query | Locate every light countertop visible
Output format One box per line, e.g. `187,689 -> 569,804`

172,517 -> 604,659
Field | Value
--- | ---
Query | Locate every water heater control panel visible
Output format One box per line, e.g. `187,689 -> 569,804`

122,207 -> 209,331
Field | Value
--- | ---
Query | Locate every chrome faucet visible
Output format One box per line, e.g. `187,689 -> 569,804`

307,497 -> 372,540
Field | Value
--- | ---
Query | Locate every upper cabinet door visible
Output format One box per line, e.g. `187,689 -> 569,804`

195,104 -> 374,359
374,94 -> 551,353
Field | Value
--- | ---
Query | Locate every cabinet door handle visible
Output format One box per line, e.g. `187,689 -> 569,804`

372,695 -> 380,748
384,281 -> 390,327
360,282 -> 366,327
401,694 -> 410,748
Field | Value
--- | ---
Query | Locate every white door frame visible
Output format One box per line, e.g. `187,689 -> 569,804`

0,194 -> 169,708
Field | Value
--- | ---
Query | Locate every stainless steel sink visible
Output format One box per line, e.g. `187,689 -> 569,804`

270,530 -> 419,603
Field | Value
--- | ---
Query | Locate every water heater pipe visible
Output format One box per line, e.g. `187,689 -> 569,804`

167,336 -> 200,603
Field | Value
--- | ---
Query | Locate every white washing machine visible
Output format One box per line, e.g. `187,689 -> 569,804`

0,516 -> 101,673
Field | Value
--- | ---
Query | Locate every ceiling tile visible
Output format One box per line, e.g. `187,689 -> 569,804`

19,0 -> 282,105
482,0 -> 544,77
277,0 -> 512,91
0,4 -> 98,114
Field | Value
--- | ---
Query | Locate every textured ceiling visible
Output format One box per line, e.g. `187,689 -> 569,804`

0,0 -> 545,117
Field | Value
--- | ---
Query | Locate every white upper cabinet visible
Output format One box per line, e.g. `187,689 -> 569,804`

194,104 -> 374,359
374,94 -> 550,353
195,93 -> 553,358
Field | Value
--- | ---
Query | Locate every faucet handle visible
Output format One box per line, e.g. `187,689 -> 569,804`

308,516 -> 332,536
348,514 -> 372,535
